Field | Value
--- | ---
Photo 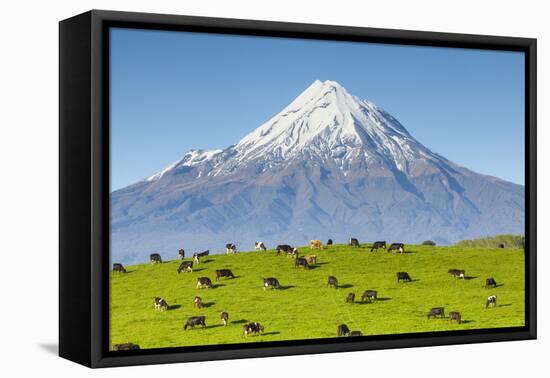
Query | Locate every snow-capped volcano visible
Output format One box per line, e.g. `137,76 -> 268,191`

111,80 -> 524,265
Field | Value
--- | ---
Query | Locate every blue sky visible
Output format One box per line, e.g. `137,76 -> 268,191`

110,28 -> 525,191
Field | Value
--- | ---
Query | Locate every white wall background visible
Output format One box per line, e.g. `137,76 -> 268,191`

0,0 -> 546,375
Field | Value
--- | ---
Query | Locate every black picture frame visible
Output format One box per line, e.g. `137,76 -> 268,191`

59,9 -> 537,368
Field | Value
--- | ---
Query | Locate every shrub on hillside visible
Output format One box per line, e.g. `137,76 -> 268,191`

422,240 -> 436,246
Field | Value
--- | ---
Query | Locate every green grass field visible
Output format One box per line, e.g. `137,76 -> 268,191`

110,244 -> 525,350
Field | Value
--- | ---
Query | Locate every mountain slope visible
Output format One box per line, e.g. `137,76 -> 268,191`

110,80 -> 524,264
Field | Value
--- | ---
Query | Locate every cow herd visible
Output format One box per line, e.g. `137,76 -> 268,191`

111,238 -> 505,350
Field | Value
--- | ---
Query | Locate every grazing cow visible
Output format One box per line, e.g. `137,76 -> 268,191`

327,276 -> 338,289
499,243 -> 505,248
349,331 -> 363,337
361,290 -> 378,302
276,244 -> 293,255
197,277 -> 213,289
388,243 -> 405,254
242,322 -> 264,337
194,296 -> 203,308
263,277 -> 280,290
255,241 -> 267,251
370,241 -> 386,252
177,249 -> 185,260
448,269 -> 466,279
346,293 -> 355,303
193,250 -> 209,264
449,311 -> 462,324
486,295 -> 497,308
287,247 -> 299,258
396,272 -> 412,283
153,297 -> 169,312
112,263 -> 126,273
485,278 -> 497,289
305,255 -> 317,264
177,261 -> 193,274
337,324 -> 350,336
225,243 -> 237,254
220,311 -> 229,326
150,253 -> 162,264
310,240 -> 323,249
113,343 -> 140,351
184,316 -> 206,330
295,257 -> 310,269
215,269 -> 235,280
427,307 -> 445,319
327,239 -> 333,246
348,238 -> 360,247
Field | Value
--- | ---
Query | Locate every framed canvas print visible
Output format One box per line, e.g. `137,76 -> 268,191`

59,10 -> 537,368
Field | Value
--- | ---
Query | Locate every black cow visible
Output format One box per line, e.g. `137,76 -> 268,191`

197,277 -> 213,289
263,277 -> 280,290
255,241 -> 267,251
216,269 -> 235,280
276,245 -> 293,255
177,261 -> 193,274
225,243 -> 237,254
177,249 -> 185,260
486,295 -> 497,308
388,243 -> 405,254
220,311 -> 229,326
348,238 -> 360,247
485,278 -> 497,289
346,293 -> 355,303
499,243 -> 505,248
427,307 -> 445,319
113,343 -> 140,351
184,316 -> 206,330
349,331 -> 363,337
448,269 -> 466,279
327,276 -> 339,289
397,272 -> 412,282
112,263 -> 126,273
150,253 -> 162,264
242,322 -> 264,337
370,241 -> 386,252
295,257 -> 310,269
361,290 -> 378,302
193,250 -> 209,264
337,324 -> 350,336
449,311 -> 462,324
153,297 -> 169,311
327,239 -> 333,246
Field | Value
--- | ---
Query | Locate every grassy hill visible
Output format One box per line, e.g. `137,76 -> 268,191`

110,244 -> 525,350
454,234 -> 524,249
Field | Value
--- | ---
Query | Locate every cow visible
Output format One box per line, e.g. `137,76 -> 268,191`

295,257 -> 310,269
337,324 -> 350,336
305,255 -> 317,264
150,253 -> 162,264
184,316 -> 206,330
193,250 -> 209,264
216,269 -> 235,280
194,296 -> 203,308
220,311 -> 229,326
485,278 -> 497,289
112,263 -> 126,274
346,293 -> 355,303
242,322 -> 264,337
153,297 -> 169,312
310,240 -> 323,249
177,249 -> 185,260
177,261 -> 193,274
113,343 -> 140,351
448,269 -> 466,279
499,243 -> 505,248
427,307 -> 445,319
287,247 -> 299,258
486,295 -> 497,308
397,272 -> 412,283
327,239 -> 333,246
370,241 -> 386,252
388,243 -> 405,254
225,243 -> 237,254
348,238 -> 360,248
197,277 -> 213,289
263,277 -> 280,290
327,276 -> 338,289
255,241 -> 267,251
349,331 -> 363,336
449,311 -> 462,324
361,290 -> 378,302
276,244 -> 293,255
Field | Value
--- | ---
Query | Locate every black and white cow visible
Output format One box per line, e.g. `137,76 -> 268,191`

486,295 -> 497,308
370,241 -> 386,252
427,307 -> 445,319
396,272 -> 412,283
113,343 -> 140,351
193,250 -> 209,264
184,316 -> 206,330
349,331 -> 363,337
153,297 -> 169,311
348,238 -> 360,248
177,249 -> 185,260
177,261 -> 193,274
112,263 -> 126,273
197,277 -> 213,289
449,311 -> 462,324
263,277 -> 280,290
194,296 -> 203,308
255,241 -> 267,251
220,311 -> 229,326
448,269 -> 466,279
215,269 -> 235,280
295,257 -> 310,269
327,239 -> 333,246
361,290 -> 378,302
485,278 -> 497,289
346,292 -> 355,303
225,243 -> 237,254
327,276 -> 339,289
242,322 -> 264,337
150,253 -> 162,264
337,324 -> 350,336
388,243 -> 405,254
276,244 -> 293,255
